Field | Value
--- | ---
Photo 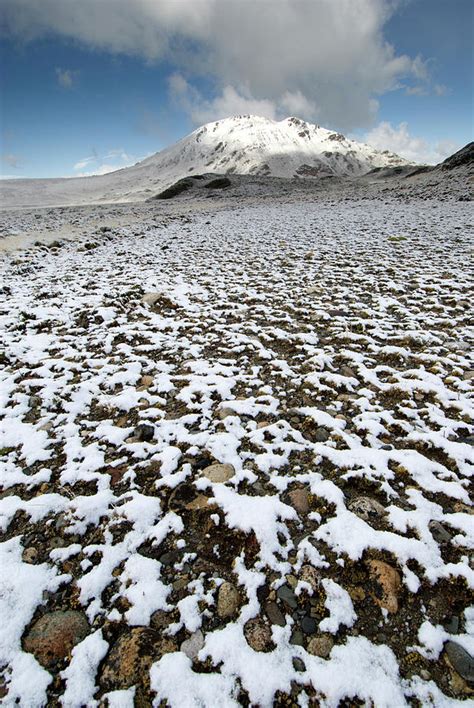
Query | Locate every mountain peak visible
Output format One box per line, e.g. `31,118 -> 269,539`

147,113 -> 410,182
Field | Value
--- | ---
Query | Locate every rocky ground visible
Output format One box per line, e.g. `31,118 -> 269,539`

0,192 -> 473,707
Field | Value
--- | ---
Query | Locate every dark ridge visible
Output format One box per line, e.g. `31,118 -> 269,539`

440,142 -> 474,171
151,178 -> 195,200
405,165 -> 433,178
204,177 -> 231,189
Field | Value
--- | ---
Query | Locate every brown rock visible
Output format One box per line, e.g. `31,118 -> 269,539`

100,627 -> 176,691
366,559 -> 402,614
139,375 -> 154,387
288,488 -> 310,515
348,586 -> 366,602
217,581 -> 240,619
217,407 -> 236,420
185,494 -> 214,511
307,634 -> 334,658
299,565 -> 320,591
202,463 -> 235,483
108,465 -> 127,487
244,619 -> 273,652
22,547 -> 38,563
23,611 -> 89,668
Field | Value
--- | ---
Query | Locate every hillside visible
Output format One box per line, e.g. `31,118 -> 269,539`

0,115 -> 411,208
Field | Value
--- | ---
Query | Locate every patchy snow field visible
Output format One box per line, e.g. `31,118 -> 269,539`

0,196 -> 473,706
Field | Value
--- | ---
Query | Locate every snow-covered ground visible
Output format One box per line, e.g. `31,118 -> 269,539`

0,194 -> 473,706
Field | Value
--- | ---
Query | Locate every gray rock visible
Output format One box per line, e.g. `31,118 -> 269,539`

292,657 -> 306,672
290,629 -> 304,646
348,496 -> 385,522
277,584 -> 297,609
159,550 -> 180,566
265,601 -> 286,627
444,616 -> 459,634
445,641 -> 474,683
429,520 -> 452,544
135,423 -> 154,442
301,616 -> 317,634
142,292 -> 161,306
314,427 -> 330,442
180,630 -> 204,660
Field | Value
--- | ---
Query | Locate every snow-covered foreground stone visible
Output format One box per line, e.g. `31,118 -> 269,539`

0,198 -> 473,706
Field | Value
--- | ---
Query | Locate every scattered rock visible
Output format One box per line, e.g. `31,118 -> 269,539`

202,463 -> 235,483
288,488 -> 310,515
444,641 -> 474,684
142,292 -> 161,306
23,610 -> 89,668
307,634 -> 334,658
349,496 -> 385,523
22,547 -> 38,563
186,494 -> 213,511
135,423 -> 154,442
277,584 -> 297,609
139,374 -> 154,387
292,657 -> 306,672
265,601 -> 286,627
348,586 -> 366,602
444,616 -> 459,634
244,619 -> 273,652
100,627 -> 176,690
299,565 -> 320,591
366,559 -> 402,614
159,550 -> 181,566
217,581 -> 240,618
180,630 -> 205,660
429,520 -> 452,543
301,616 -> 317,634
290,629 -> 304,646
314,427 -> 330,442
217,407 -> 236,420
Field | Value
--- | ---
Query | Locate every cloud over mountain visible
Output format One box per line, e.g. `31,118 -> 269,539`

2,0 -> 431,130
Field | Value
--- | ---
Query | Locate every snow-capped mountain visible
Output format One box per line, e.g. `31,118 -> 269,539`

0,115 -> 411,207
140,115 -> 410,181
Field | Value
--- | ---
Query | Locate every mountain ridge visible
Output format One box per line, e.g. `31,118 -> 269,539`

138,114 -> 411,181
0,114 -> 458,209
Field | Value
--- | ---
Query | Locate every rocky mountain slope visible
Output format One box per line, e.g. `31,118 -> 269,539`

0,115 -> 411,208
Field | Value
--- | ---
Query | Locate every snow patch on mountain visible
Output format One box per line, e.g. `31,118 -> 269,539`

141,115 -> 410,181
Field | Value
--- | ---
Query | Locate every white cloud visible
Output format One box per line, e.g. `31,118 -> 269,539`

168,77 -> 322,126
2,0 -> 435,130
55,67 -> 78,88
169,76 -> 279,124
72,149 -> 138,176
365,121 -> 460,164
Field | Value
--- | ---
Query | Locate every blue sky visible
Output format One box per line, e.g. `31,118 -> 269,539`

1,0 -> 472,178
